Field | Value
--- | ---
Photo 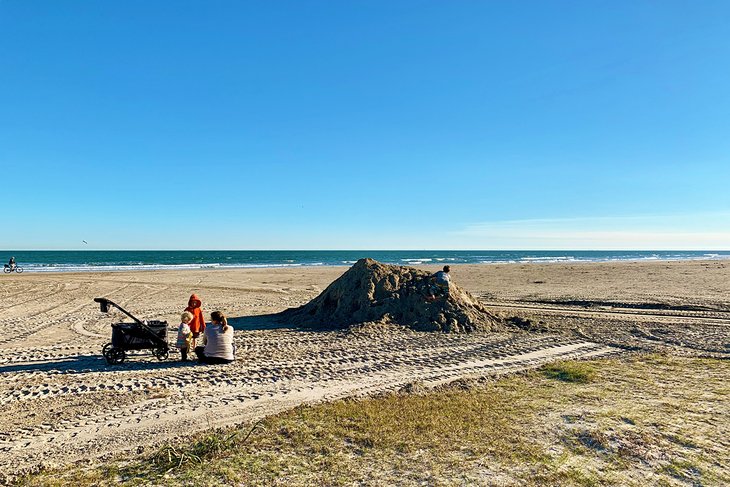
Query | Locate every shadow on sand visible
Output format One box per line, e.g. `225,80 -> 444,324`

0,352 -> 200,375
227,313 -> 293,331
1,313 -> 301,375
228,313 -> 357,333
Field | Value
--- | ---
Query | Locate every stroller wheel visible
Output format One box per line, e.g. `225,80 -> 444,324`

153,347 -> 169,361
104,347 -> 126,365
102,342 -> 113,356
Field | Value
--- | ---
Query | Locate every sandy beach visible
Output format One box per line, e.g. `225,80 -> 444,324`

1,260 -> 729,480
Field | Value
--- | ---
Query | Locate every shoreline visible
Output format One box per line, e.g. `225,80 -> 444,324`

7,256 -> 730,275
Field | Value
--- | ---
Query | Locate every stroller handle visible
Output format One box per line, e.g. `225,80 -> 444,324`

94,297 -> 111,313
94,297 -> 144,325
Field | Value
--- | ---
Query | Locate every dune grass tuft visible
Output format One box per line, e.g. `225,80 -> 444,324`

541,360 -> 597,383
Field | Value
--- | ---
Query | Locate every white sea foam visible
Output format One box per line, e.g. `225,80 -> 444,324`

20,262 -> 319,273
519,256 -> 577,262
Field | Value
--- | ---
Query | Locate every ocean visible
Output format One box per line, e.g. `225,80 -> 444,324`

2,250 -> 728,273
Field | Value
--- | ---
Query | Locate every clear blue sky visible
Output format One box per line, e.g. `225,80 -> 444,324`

1,1 -> 728,250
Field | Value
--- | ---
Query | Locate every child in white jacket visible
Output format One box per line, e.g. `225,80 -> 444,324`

176,311 -> 194,361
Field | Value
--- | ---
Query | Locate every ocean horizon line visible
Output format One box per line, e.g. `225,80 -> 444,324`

2,250 -> 729,273
0,248 -> 730,252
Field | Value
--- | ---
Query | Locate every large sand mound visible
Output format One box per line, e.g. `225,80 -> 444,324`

279,258 -> 507,332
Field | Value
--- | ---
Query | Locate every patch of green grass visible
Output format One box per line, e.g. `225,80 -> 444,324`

541,360 -> 597,383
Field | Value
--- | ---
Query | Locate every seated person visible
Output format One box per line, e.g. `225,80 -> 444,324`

427,265 -> 451,301
195,311 -> 234,365
6,256 -> 15,269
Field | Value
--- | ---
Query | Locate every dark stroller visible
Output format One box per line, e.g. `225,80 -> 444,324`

95,297 -> 170,365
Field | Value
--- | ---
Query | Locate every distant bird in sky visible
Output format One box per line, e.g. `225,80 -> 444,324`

82,240 -> 88,244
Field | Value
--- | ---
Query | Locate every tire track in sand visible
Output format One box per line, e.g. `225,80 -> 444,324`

0,330 -> 621,479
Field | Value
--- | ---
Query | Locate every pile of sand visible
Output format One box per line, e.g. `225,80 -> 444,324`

278,258 -> 507,332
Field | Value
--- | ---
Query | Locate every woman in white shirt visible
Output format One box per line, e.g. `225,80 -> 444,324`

194,311 -> 234,364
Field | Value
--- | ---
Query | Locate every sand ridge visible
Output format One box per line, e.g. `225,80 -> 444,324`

279,258 -> 505,332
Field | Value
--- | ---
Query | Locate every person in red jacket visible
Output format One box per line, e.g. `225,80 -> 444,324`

185,294 -> 206,348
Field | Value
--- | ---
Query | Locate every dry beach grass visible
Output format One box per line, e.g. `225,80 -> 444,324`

20,354 -> 730,486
